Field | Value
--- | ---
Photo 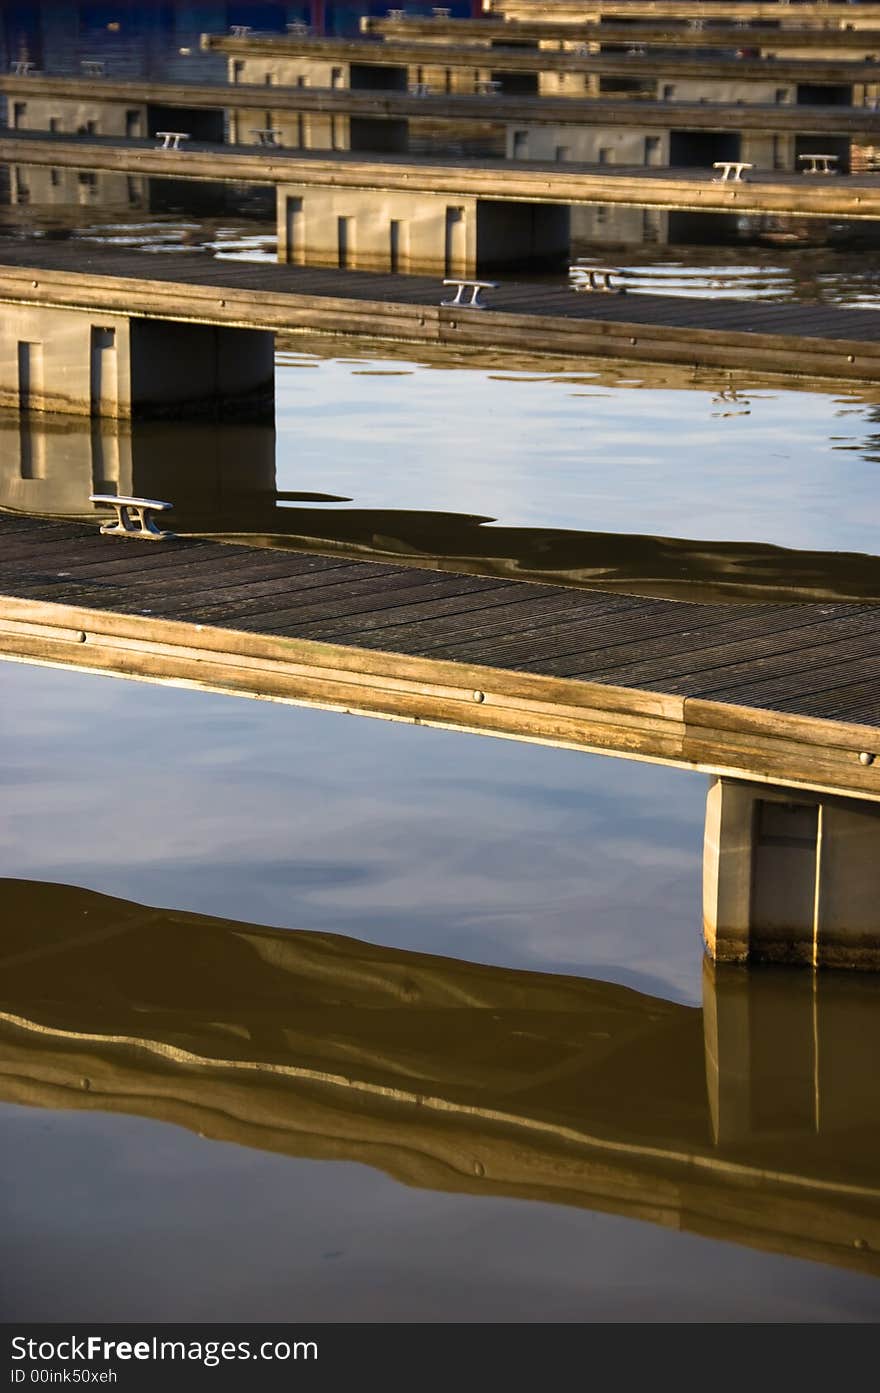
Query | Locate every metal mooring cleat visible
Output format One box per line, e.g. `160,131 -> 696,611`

90,494 -> 175,540
571,264 -> 628,294
441,279 -> 498,308
155,131 -> 189,150
712,160 -> 753,183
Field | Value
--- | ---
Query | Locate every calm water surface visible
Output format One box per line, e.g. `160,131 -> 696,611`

2,661 -> 880,1323
272,349 -> 880,554
2,3 -> 880,1318
5,347 -> 880,605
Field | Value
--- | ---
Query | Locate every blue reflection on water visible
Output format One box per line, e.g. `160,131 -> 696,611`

0,659 -> 704,1002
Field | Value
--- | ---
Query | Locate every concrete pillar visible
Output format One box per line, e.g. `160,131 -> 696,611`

0,304 -> 274,421
703,777 -> 880,969
128,319 -> 274,421
276,183 -> 570,274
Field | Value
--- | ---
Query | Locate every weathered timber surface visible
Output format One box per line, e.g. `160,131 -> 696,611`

7,130 -> 880,213
7,75 -> 880,136
1,243 -> 880,383
496,1 -> 880,19
364,15 -> 880,47
4,82 -> 878,139
2,513 -> 880,800
202,31 -> 880,82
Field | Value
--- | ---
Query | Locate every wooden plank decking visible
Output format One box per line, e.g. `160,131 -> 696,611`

6,130 -> 880,215
496,0 -> 880,20
9,74 -> 880,137
1,242 -> 880,384
2,513 -> 880,801
202,31 -> 880,83
363,15 -> 880,46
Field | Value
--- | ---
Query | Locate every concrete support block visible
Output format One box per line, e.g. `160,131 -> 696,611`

277,183 -> 571,274
476,200 -> 570,270
129,320 -> 275,421
0,305 -> 133,418
505,123 -> 670,167
0,304 -> 274,421
278,183 -> 479,275
703,776 -> 880,969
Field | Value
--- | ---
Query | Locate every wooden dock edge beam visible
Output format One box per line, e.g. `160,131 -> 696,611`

3,270 -> 880,383
1,597 -> 879,803
4,136 -> 880,217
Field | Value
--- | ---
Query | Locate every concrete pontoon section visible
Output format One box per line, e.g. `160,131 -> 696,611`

704,777 -> 880,969
0,304 -> 274,421
278,183 -> 570,274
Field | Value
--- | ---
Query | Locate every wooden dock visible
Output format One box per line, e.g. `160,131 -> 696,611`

4,73 -> 880,139
3,242 -> 880,385
203,31 -> 880,85
495,0 -> 880,20
2,512 -> 880,803
5,129 -> 880,218
364,15 -> 880,48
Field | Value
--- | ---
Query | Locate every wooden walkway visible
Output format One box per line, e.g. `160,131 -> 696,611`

204,31 -> 880,83
2,513 -> 880,801
5,129 -> 880,218
2,242 -> 880,384
497,0 -> 880,19
364,14 -> 880,47
11,72 -> 880,135
4,75 -> 880,138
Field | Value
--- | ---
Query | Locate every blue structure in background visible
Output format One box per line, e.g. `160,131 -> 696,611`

2,0 -> 478,75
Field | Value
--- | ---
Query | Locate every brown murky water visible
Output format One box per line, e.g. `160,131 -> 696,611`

2,661 -> 880,1322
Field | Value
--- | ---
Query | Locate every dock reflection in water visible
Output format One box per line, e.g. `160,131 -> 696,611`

7,384 -> 880,605
3,877 -> 880,1284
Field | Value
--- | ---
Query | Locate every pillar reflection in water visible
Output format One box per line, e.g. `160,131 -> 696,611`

8,406 -> 880,607
704,957 -> 880,1151
1,877 -> 879,1277
0,411 -> 278,524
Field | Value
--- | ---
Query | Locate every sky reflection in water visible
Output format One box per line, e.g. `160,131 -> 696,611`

1,663 -> 879,1322
274,351 -> 880,556
3,346 -> 880,1324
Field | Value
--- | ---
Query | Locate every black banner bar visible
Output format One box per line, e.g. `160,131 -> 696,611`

2,1323 -> 874,1390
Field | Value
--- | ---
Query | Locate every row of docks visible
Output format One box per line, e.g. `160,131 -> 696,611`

7,13 -> 880,144
5,5 -> 880,274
